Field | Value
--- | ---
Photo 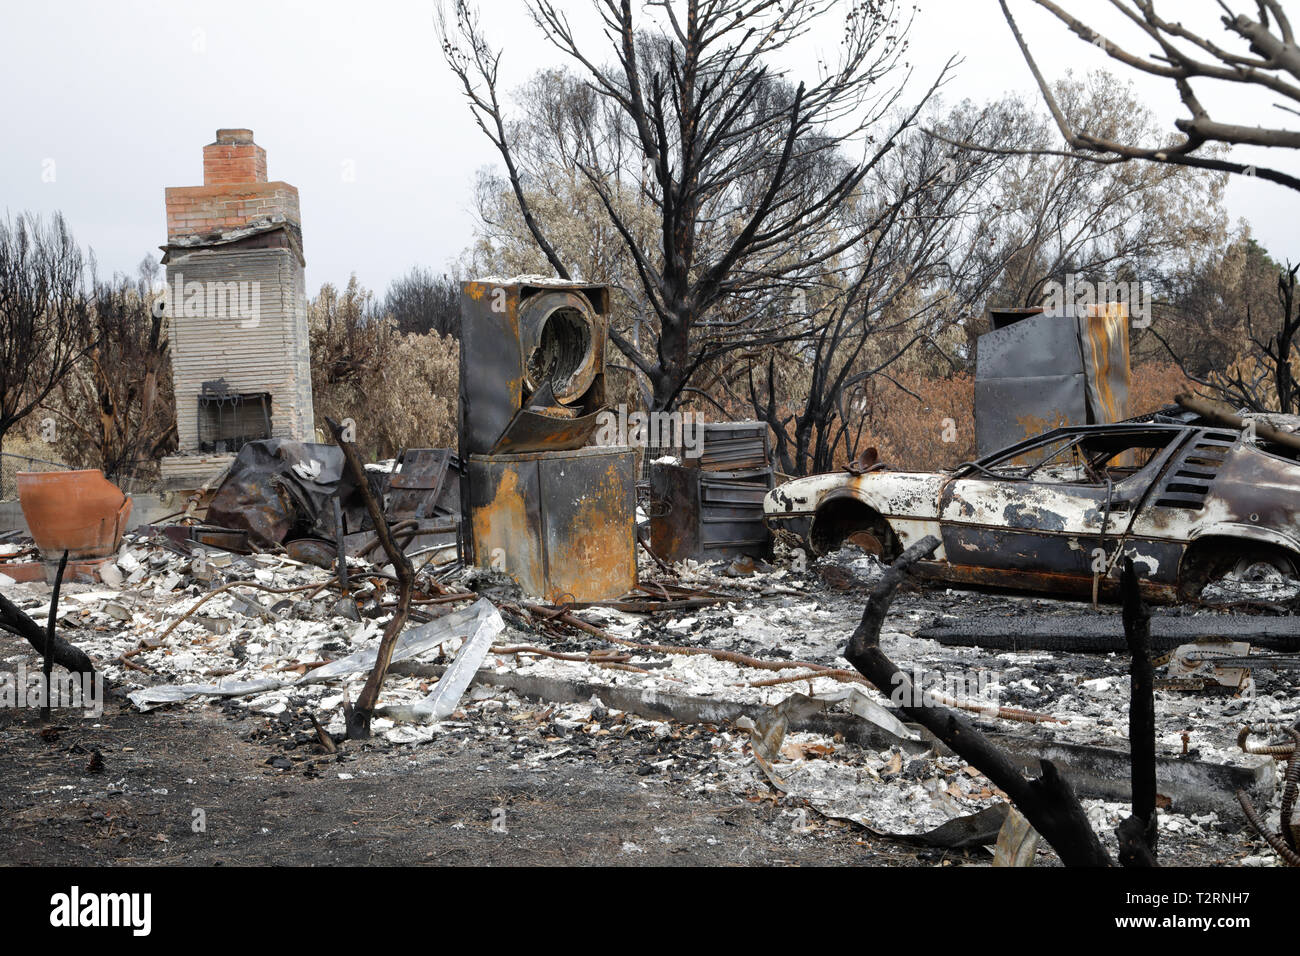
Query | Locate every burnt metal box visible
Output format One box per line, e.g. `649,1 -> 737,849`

648,463 -> 772,563
458,279 -> 612,457
468,446 -> 636,603
975,304 -> 1130,456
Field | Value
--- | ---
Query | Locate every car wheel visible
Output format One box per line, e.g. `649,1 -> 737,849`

809,501 -> 898,559
1184,542 -> 1300,601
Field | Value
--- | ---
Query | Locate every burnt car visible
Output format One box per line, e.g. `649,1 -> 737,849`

764,420 -> 1300,602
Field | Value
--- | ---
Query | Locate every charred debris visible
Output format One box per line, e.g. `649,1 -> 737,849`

3,288 -> 1299,866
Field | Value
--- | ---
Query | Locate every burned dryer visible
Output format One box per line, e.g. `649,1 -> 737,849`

458,278 -> 636,602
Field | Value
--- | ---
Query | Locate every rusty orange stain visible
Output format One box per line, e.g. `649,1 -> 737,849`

1083,303 -> 1130,426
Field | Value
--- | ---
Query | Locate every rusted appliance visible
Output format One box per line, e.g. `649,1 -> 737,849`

458,278 -> 636,602
648,421 -> 775,563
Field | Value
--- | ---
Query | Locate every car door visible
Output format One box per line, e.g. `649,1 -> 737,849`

938,428 -> 1178,582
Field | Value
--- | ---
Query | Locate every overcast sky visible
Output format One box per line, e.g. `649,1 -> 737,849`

4,0 -> 1297,295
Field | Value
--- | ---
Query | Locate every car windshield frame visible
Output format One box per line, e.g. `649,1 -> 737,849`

953,423 -> 1195,481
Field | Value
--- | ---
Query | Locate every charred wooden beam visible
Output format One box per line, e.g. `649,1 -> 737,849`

1118,559 -> 1158,866
327,417 -> 415,739
842,536 -> 1113,867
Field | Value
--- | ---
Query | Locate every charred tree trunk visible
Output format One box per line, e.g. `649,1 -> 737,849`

0,590 -> 96,678
327,417 -> 414,739
41,550 -> 70,721
1117,558 -> 1158,866
843,536 -> 1112,866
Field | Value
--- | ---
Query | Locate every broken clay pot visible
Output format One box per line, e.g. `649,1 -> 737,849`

16,470 -> 133,560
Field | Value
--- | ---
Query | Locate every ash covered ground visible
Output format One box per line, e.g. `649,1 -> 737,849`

0,535 -> 1294,866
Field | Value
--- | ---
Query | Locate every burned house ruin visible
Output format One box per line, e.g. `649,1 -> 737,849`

159,129 -> 314,488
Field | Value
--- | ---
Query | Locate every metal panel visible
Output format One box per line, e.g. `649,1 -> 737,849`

538,448 -> 636,603
1080,306 -> 1131,429
974,375 -> 1088,456
648,463 -> 771,561
976,312 -> 1084,380
492,406 -> 605,454
388,448 -> 460,520
975,306 -> 1133,457
469,447 -> 636,603
648,463 -> 701,560
467,455 -> 546,596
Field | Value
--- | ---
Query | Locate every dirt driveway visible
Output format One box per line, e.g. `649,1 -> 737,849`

0,640 -> 936,867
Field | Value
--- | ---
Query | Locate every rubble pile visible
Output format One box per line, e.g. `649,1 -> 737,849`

3,523 -> 1293,864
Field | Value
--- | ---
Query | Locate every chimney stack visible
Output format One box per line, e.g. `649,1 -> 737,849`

202,129 -> 268,185
159,129 -> 315,485
165,129 -> 300,244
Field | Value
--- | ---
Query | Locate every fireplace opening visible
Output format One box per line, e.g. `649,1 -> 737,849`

198,379 -> 272,453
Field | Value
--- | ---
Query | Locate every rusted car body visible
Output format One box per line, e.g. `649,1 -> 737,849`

764,422 -> 1300,602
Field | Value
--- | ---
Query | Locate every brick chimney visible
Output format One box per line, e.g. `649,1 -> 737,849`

202,129 -> 267,185
160,129 -> 314,482
165,129 -> 300,243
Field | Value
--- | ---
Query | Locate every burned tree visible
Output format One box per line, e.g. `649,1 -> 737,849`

1154,261 -> 1300,414
441,0 -> 948,411
0,212 -> 96,494
44,265 -> 175,483
745,104 -> 1023,476
843,538 -> 1159,866
999,0 -> 1300,193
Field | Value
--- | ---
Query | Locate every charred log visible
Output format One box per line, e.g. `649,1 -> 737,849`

843,535 -> 1113,866
1118,558 -> 1158,865
0,587 -> 96,679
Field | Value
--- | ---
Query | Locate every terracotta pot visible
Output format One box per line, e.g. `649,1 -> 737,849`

16,470 -> 133,560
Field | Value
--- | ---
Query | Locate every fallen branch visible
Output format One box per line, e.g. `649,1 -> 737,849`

328,417 -> 415,739
154,580 -> 330,644
842,535 -> 1113,867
